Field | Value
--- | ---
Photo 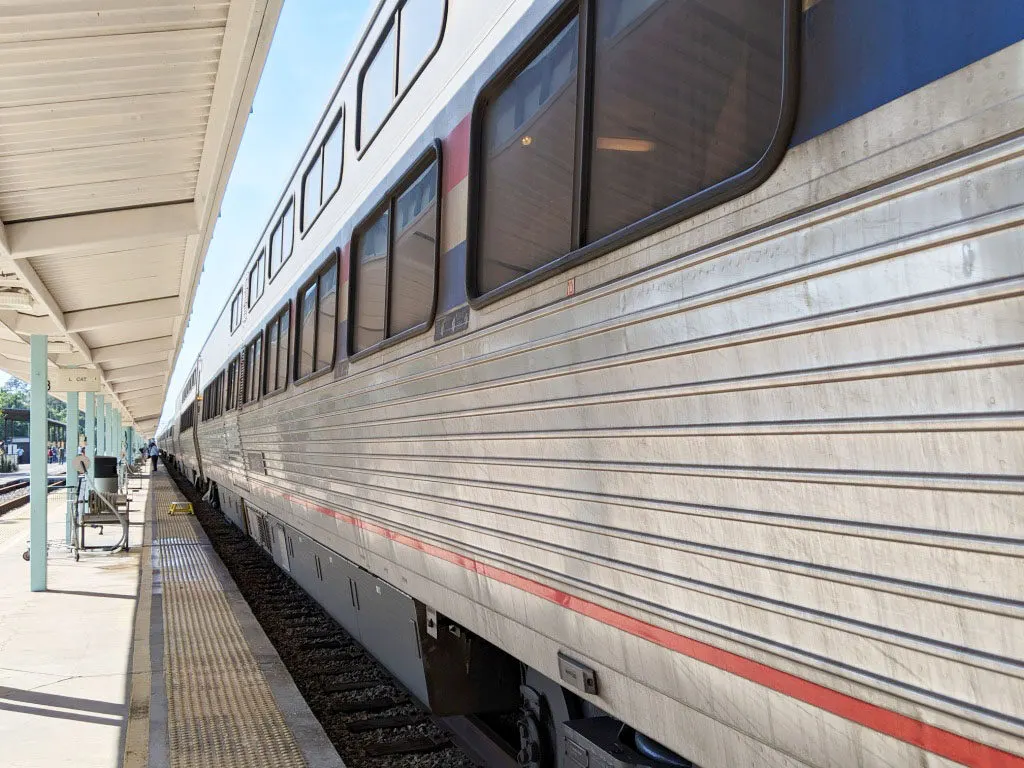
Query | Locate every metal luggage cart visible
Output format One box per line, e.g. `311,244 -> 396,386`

22,484 -> 75,562
70,474 -> 130,561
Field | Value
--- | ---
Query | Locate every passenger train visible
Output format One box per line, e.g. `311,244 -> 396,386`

157,1 -> 1024,766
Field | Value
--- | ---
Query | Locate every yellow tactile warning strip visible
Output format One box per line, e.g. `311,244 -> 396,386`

152,474 -> 308,768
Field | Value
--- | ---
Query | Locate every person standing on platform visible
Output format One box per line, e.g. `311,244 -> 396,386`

148,440 -> 159,473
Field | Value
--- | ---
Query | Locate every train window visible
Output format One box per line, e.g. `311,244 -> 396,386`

398,0 -> 445,90
229,290 -> 243,332
264,304 -> 291,395
322,117 -> 343,205
248,250 -> 265,307
298,282 -> 316,378
277,310 -> 290,389
269,200 -> 295,279
360,23 -> 396,147
357,0 -> 446,150
316,264 -> 337,370
352,209 -> 388,352
242,333 -> 263,405
586,0 -> 785,241
476,19 -> 578,295
201,373 -> 223,422
470,0 -> 795,301
225,357 -> 239,410
179,405 -> 194,433
295,256 -> 338,380
301,112 -> 344,232
302,156 -> 323,231
350,146 -> 440,355
389,162 -> 438,334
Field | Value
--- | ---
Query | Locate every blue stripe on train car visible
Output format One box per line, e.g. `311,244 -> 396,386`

793,0 -> 1024,145
438,241 -> 468,315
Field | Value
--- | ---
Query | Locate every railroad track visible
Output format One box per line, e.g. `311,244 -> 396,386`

165,463 -> 518,768
0,476 -> 67,516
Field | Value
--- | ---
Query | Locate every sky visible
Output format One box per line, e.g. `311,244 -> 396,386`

156,0 -> 373,431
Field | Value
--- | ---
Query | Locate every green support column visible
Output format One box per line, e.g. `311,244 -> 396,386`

65,391 -> 79,546
85,393 -> 96,483
96,395 -> 106,456
29,335 -> 47,592
106,402 -> 113,456
114,410 -> 122,459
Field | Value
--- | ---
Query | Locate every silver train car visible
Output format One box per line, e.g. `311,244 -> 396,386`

158,1 -> 1024,766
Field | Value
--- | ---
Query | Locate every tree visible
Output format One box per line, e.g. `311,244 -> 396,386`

0,378 -> 29,410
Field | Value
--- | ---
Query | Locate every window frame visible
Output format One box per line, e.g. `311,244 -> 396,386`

248,250 -> 266,308
465,0 -> 801,307
293,251 -> 340,385
347,141 -> 442,360
262,301 -> 292,397
229,289 -> 243,333
356,0 -> 448,155
301,110 -> 345,236
268,197 -> 296,282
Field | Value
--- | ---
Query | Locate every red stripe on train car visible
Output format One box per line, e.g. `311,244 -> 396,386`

340,241 -> 350,283
443,114 -> 471,194
281,491 -> 1023,767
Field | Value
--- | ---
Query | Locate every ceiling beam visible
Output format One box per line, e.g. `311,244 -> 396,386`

5,202 -> 199,260
112,376 -> 165,394
0,310 -> 60,337
103,361 -> 168,383
121,388 -> 163,404
91,336 -> 174,365
6,258 -> 64,327
64,296 -> 181,333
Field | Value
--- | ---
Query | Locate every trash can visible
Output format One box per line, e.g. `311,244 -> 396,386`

94,455 -> 118,494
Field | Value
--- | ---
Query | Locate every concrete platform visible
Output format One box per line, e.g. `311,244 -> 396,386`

0,470 -> 343,768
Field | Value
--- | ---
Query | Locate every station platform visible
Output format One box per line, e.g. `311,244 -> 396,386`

0,470 -> 343,768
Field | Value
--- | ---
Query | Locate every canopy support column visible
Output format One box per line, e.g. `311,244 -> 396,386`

29,335 -> 47,592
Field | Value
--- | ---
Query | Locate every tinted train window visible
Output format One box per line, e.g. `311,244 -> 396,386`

316,266 -> 337,370
180,405 -> 194,432
352,210 -> 389,352
389,163 -> 438,334
358,0 -> 446,149
298,282 -> 316,377
302,113 -> 344,231
225,357 -> 239,410
229,290 -> 243,332
201,373 -> 223,421
248,250 -> 265,307
350,150 -> 439,355
269,200 -> 295,279
295,257 -> 338,380
587,0 -> 784,240
477,19 -> 578,294
264,305 -> 290,395
472,0 -> 793,298
243,334 -> 262,404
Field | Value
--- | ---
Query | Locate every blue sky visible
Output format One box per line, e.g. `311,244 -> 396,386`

156,0 -> 372,431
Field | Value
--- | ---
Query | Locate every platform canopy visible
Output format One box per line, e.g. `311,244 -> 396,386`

0,1 -> 282,434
